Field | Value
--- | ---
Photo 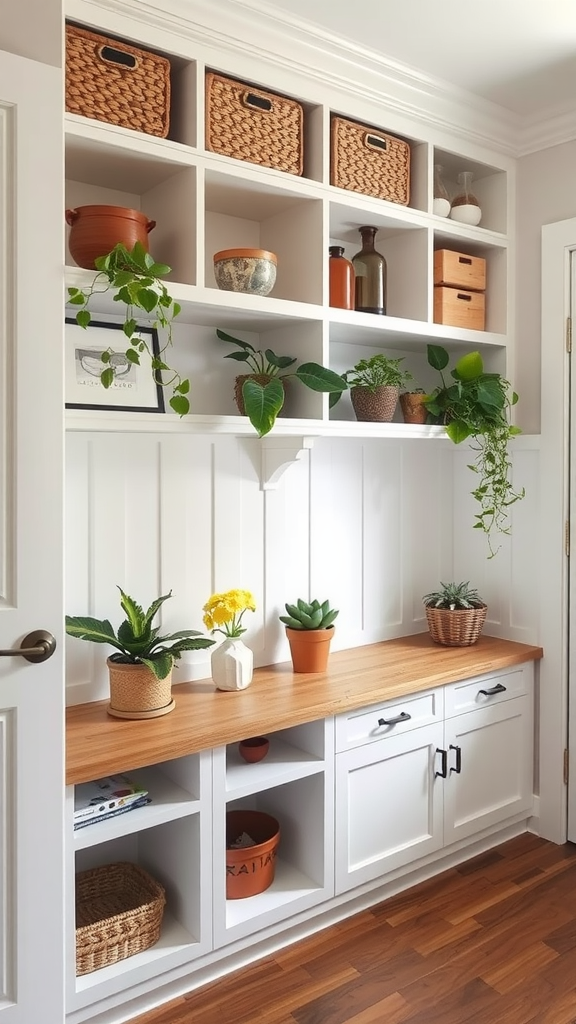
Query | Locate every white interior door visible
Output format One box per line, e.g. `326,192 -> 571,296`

0,50 -> 64,1021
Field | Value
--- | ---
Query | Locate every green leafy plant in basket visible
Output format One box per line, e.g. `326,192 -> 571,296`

423,345 -> 524,558
65,587 -> 214,681
67,242 -> 191,415
217,329 -> 348,437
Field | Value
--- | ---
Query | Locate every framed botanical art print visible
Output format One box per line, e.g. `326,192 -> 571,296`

65,318 -> 165,413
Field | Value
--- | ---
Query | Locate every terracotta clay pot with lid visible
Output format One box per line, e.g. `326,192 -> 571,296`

65,204 -> 156,270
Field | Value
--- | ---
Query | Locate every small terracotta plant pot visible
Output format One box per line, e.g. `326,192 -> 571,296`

226,809 -> 280,899
65,204 -> 156,270
351,385 -> 399,422
286,626 -> 334,673
400,392 -> 429,424
238,737 -> 270,763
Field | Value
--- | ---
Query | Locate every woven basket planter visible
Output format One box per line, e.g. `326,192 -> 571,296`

75,862 -> 165,975
351,385 -> 399,422
425,604 -> 487,647
107,658 -> 174,719
234,375 -> 288,416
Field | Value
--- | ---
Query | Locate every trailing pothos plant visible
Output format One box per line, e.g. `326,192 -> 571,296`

67,241 -> 191,416
424,344 -> 524,558
217,329 -> 348,437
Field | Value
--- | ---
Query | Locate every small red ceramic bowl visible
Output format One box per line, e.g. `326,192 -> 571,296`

238,736 -> 270,763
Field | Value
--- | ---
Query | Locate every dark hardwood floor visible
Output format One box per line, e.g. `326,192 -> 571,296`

129,834 -> 576,1024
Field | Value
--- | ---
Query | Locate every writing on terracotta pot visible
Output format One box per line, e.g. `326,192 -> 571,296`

226,848 -> 277,875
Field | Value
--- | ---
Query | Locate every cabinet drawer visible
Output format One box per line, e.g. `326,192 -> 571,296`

444,665 -> 532,718
434,285 -> 486,331
335,688 -> 443,751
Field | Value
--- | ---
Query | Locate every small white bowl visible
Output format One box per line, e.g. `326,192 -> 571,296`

449,204 -> 482,226
213,248 -> 277,296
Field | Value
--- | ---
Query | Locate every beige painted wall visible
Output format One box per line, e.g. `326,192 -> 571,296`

0,0 -> 62,66
515,140 -> 576,433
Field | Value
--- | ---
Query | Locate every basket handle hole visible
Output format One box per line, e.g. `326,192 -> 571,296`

98,46 -> 138,70
365,133 -> 388,153
243,92 -> 273,113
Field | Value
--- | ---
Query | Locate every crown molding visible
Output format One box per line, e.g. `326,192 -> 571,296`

70,0 -> 572,158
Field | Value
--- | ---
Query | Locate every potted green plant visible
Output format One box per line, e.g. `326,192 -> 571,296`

339,354 -> 414,422
423,581 -> 487,647
279,598 -> 339,672
216,329 -> 348,437
65,587 -> 214,719
67,241 -> 191,415
399,387 -> 429,424
423,344 -> 524,557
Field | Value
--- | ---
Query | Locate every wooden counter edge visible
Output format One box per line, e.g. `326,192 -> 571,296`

66,633 -> 543,785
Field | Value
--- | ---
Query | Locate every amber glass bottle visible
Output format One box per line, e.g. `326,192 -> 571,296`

352,226 -> 387,314
328,246 -> 355,309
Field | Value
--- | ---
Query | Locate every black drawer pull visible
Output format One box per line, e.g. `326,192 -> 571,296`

435,748 -> 447,778
478,683 -> 507,697
450,744 -> 462,774
377,711 -> 412,727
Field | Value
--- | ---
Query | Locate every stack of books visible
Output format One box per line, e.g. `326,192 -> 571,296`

74,773 -> 150,830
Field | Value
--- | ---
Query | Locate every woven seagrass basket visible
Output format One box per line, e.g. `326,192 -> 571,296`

75,862 -> 165,976
331,115 -> 411,205
65,24 -> 171,138
106,659 -> 174,719
350,385 -> 399,422
425,604 -> 487,647
205,71 -> 304,176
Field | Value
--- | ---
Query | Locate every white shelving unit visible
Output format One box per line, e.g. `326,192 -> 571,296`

64,9 -> 512,442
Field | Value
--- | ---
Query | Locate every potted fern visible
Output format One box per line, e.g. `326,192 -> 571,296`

65,588 -> 214,719
279,598 -> 339,672
423,581 -> 487,647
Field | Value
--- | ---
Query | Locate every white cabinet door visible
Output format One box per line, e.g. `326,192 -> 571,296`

443,696 -> 533,844
0,50 -> 64,1024
335,723 -> 444,894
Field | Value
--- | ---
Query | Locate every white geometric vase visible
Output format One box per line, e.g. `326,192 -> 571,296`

211,639 -> 253,691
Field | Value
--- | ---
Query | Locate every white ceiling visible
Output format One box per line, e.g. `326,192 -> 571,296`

238,0 -> 576,119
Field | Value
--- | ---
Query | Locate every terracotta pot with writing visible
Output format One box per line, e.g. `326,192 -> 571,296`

65,204 -> 156,269
226,810 -> 280,899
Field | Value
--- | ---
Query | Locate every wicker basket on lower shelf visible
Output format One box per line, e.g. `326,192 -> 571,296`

425,604 -> 487,647
75,862 -> 166,976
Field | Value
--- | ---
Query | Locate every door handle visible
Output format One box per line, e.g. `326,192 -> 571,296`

450,744 -> 462,774
0,630 -> 56,663
435,748 -> 448,778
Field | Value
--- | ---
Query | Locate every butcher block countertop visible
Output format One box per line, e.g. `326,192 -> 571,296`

66,633 -> 543,785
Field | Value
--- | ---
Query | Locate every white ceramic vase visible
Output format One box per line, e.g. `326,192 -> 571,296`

211,639 -> 253,691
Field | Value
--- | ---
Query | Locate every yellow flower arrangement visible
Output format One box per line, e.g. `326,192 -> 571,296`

202,589 -> 256,638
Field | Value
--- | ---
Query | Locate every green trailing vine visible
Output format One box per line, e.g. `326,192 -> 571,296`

67,241 -> 190,416
424,345 -> 525,558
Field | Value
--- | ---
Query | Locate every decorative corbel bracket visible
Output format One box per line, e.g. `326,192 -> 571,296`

260,436 -> 315,490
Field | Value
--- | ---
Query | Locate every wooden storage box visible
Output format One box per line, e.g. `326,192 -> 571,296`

205,71 -> 304,176
65,24 -> 171,138
434,249 -> 486,292
434,287 -> 486,331
330,115 -> 410,205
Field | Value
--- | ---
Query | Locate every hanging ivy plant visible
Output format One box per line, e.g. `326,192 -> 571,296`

424,345 -> 525,558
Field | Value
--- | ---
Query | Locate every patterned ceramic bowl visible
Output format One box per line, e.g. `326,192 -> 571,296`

213,248 -> 277,296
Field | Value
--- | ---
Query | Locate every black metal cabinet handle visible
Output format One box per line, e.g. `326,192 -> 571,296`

450,744 -> 462,774
478,683 -> 507,697
435,748 -> 447,778
377,711 -> 412,727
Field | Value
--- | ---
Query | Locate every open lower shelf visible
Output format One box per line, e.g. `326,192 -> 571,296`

73,765 -> 201,851
226,736 -> 325,798
73,909 -> 196,995
224,857 -> 324,930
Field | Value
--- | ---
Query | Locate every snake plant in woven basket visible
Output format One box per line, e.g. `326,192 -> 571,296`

423,581 -> 487,647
